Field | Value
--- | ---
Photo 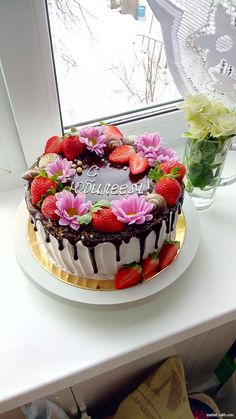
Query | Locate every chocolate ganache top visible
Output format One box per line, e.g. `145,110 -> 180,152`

70,153 -> 152,203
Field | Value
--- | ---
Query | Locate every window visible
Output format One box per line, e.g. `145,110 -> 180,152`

47,0 -> 181,128
0,0 -> 185,192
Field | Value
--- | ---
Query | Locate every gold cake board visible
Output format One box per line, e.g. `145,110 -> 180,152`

27,214 -> 186,291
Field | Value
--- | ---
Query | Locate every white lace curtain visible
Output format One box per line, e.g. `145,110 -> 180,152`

147,0 -> 236,106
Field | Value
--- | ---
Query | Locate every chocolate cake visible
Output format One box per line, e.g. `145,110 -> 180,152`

24,125 -> 185,289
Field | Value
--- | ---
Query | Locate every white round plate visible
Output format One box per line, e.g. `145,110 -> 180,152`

14,194 -> 200,308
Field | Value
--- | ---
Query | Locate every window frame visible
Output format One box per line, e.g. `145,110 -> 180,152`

0,0 -> 186,179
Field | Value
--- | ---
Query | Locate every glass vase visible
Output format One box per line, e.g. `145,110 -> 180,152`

183,137 -> 236,210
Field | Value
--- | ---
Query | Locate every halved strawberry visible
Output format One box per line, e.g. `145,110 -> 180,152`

129,152 -> 149,175
62,135 -> 85,160
91,208 -> 125,233
158,242 -> 180,270
103,124 -> 123,141
115,263 -> 142,289
142,252 -> 160,279
155,177 -> 181,206
45,135 -> 64,154
30,177 -> 57,207
159,161 -> 186,181
41,195 -> 59,221
109,145 -> 135,164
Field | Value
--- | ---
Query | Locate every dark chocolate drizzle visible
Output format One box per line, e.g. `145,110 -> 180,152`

45,232 -> 50,243
115,241 -> 121,262
73,245 -> 78,260
58,239 -> 64,251
89,248 -> 98,273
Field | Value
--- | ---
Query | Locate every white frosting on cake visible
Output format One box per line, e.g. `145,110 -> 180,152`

35,210 -> 179,280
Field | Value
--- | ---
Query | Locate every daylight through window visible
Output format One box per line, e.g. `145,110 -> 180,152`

47,0 -> 181,127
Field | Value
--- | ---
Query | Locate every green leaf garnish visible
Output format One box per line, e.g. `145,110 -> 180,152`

148,167 -> 164,181
91,199 -> 112,212
77,213 -> 92,225
70,127 -> 77,134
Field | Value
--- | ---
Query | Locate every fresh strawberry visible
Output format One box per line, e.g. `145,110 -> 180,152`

109,145 -> 135,164
30,177 -> 57,207
91,208 -> 125,233
62,135 -> 85,160
115,263 -> 142,289
45,135 -> 64,154
129,152 -> 149,175
103,124 -> 123,141
155,177 -> 181,206
158,242 -> 180,270
159,161 -> 186,181
41,195 -> 59,221
142,252 -> 160,279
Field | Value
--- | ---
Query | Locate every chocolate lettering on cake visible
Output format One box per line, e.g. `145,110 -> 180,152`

70,164 -> 148,196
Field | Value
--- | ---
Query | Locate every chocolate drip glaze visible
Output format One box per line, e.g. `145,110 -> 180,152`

171,211 -> 176,232
58,239 -> 64,251
45,232 -> 50,243
139,231 -> 150,262
73,245 -> 78,260
115,242 -> 121,262
89,248 -> 98,274
166,212 -> 171,234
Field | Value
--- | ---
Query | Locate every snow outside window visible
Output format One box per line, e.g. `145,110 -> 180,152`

47,0 -> 181,128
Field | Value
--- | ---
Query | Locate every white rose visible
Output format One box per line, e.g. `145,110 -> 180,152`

179,94 -> 210,119
210,113 -> 236,138
189,117 -> 210,140
210,100 -> 228,117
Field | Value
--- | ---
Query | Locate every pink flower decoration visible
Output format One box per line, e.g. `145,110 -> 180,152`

79,126 -> 106,155
135,132 -> 178,166
45,157 -> 76,183
112,194 -> 154,225
55,190 -> 92,230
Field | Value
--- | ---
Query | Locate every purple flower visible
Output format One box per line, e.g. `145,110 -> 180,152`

79,126 -> 106,155
135,132 -> 178,166
112,194 -> 154,225
148,146 -> 178,167
55,190 -> 92,230
45,157 -> 76,183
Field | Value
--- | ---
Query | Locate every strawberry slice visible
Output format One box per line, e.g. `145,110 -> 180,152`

158,242 -> 180,270
103,124 -> 123,141
45,135 -> 64,154
115,263 -> 142,289
129,152 -> 149,175
142,252 -> 160,279
109,145 -> 135,164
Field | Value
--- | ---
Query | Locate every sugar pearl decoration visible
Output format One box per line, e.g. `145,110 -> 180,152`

76,167 -> 83,174
77,160 -> 83,167
146,193 -> 167,213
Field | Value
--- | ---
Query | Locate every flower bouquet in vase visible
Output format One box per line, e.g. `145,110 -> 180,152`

180,94 -> 236,210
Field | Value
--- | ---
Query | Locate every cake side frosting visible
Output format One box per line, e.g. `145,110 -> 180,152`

23,125 -> 185,288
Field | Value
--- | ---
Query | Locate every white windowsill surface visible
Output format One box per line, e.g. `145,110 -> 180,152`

0,151 -> 236,413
